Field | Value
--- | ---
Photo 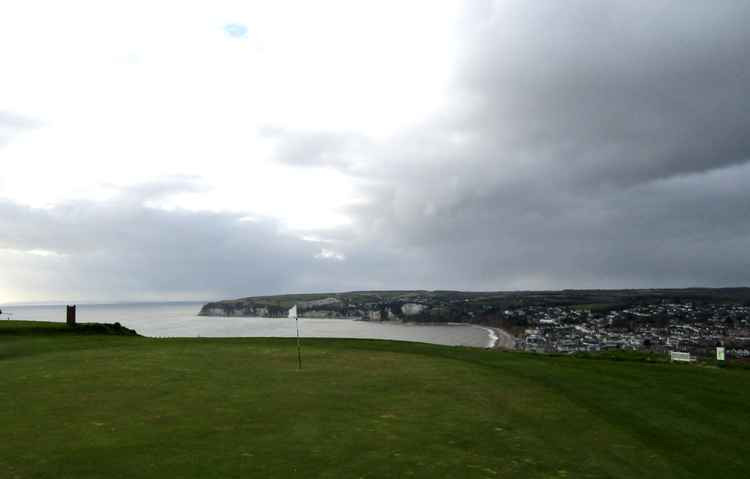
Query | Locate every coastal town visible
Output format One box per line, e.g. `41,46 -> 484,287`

512,302 -> 750,359
198,289 -> 750,360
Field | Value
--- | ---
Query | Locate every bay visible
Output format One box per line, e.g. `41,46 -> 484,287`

1,302 -> 495,348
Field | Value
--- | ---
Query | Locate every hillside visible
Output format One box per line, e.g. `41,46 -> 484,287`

199,287 -> 750,322
2,320 -> 748,478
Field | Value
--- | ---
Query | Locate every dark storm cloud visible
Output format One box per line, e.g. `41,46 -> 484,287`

415,165 -> 750,289
454,0 -> 750,187
264,1 -> 750,289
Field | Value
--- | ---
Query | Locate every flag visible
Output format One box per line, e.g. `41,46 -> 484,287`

289,304 -> 302,369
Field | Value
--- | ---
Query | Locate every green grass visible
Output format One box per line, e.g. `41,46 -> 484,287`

1,321 -> 749,478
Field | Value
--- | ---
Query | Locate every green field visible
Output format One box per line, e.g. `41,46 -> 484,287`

2,321 -> 748,478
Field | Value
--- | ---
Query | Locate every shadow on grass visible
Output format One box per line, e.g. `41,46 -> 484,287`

0,320 -> 139,336
0,321 -> 141,361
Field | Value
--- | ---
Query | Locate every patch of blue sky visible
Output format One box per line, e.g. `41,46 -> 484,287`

223,23 -> 248,39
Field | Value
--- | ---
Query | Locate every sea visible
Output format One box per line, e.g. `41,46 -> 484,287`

1,302 -> 496,348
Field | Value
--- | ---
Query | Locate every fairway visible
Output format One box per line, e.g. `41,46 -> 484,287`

1,321 -> 748,478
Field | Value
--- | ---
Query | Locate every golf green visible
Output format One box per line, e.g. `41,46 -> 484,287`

1,321 -> 748,478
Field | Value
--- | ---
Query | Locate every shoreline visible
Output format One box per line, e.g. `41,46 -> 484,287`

217,316 -> 514,349
475,325 -> 515,350
473,325 -> 500,348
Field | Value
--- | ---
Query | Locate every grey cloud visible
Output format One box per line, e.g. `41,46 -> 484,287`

261,1 -> 750,290
340,165 -> 750,291
5,1 -> 750,300
275,1 -> 750,187
0,181 -> 351,301
259,126 -> 369,169
455,0 -> 750,186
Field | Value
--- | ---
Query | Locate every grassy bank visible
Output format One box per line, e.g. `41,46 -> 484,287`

1,321 -> 748,478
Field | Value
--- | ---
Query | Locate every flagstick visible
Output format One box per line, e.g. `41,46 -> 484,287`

296,316 -> 302,370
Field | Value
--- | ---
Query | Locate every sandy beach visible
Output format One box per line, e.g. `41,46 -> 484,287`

475,325 -> 516,349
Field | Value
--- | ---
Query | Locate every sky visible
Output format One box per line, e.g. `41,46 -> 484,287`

1,0 -> 750,303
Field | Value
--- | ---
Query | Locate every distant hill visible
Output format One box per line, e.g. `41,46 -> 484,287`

199,287 -> 750,323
